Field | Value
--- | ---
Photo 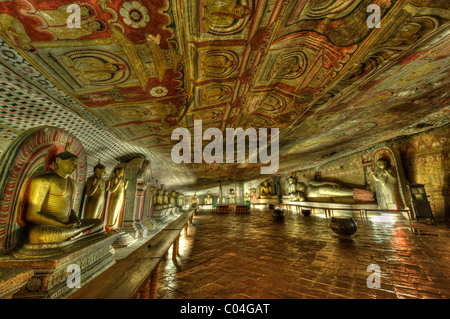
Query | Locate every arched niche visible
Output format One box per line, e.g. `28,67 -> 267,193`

0,126 -> 86,253
371,146 -> 411,210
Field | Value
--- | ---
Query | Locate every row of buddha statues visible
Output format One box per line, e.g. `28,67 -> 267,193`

189,193 -> 215,205
284,157 -> 400,207
255,156 -> 401,208
198,192 -> 248,204
153,189 -> 185,210
21,143 -> 179,246
256,176 -> 375,203
30,146 -> 396,244
285,177 -> 373,203
84,159 -> 128,230
196,190 -> 259,205
191,192 -> 252,205
24,145 -> 111,244
20,140 -> 401,247
288,157 -> 401,207
190,190 -> 259,205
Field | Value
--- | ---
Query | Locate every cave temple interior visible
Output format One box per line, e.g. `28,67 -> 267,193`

0,0 -> 449,301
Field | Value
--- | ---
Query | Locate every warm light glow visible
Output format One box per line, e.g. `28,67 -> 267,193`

387,204 -> 398,210
369,214 -> 397,223
314,212 -> 328,219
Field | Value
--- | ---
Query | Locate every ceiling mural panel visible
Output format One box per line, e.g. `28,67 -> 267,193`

0,47 -> 155,165
0,0 -> 449,190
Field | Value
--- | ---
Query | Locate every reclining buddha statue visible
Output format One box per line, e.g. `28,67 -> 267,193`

292,179 -> 374,203
370,157 -> 402,209
24,144 -> 104,244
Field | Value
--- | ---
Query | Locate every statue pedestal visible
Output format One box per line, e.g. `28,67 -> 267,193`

111,231 -> 137,248
120,219 -> 147,240
0,268 -> 34,299
0,232 -> 119,299
281,195 -> 293,202
256,198 -> 279,205
152,206 -> 174,220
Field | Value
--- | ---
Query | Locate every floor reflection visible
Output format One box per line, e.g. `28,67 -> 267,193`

156,207 -> 450,299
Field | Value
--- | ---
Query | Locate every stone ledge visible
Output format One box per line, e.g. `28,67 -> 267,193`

0,232 -> 120,299
0,268 -> 34,299
67,208 -> 195,299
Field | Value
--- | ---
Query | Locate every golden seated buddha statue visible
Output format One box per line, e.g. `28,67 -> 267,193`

24,144 -> 104,244
204,194 -> 212,204
259,181 -> 278,199
153,189 -> 163,209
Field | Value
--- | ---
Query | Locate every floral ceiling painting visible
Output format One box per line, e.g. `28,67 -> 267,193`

0,0 -> 449,190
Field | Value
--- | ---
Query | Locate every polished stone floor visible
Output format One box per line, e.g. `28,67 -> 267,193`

155,207 -> 450,299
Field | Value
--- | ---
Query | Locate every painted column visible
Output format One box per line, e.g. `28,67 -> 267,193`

121,157 -> 150,238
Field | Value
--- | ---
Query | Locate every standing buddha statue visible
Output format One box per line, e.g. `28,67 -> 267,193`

163,190 -> 169,207
106,164 -> 128,230
85,159 -> 109,219
370,157 -> 402,209
169,191 -> 176,206
204,194 -> 212,204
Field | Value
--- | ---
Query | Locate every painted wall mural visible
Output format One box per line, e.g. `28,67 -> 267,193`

0,0 -> 449,192
397,125 -> 450,220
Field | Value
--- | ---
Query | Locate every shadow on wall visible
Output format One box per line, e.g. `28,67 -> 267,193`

443,153 -> 450,220
397,124 -> 450,221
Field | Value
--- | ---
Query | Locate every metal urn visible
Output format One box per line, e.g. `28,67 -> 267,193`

272,208 -> 285,220
330,216 -> 357,237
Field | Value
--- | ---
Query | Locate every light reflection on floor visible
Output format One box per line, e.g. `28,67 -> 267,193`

156,207 -> 450,299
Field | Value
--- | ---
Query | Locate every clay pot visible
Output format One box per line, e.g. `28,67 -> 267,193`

330,216 -> 357,237
301,208 -> 311,216
272,209 -> 285,220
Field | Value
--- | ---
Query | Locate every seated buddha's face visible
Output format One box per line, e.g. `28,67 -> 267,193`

56,157 -> 78,175
377,159 -> 388,169
95,167 -> 106,178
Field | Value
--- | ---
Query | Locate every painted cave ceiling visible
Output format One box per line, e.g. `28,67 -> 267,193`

0,0 -> 449,191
